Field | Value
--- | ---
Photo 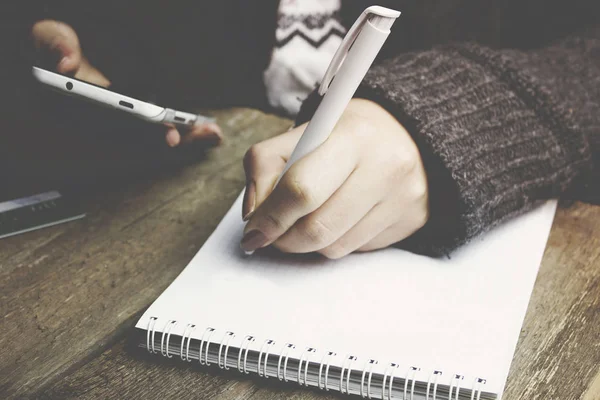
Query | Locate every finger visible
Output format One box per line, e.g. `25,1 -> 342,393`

319,189 -> 428,258
32,21 -> 82,75
357,174 -> 429,253
313,203 -> 391,259
358,216 -> 426,253
73,57 -> 111,87
273,167 -> 384,254
55,41 -> 82,75
242,125 -> 305,220
241,127 -> 360,253
180,122 -> 223,145
165,126 -> 181,147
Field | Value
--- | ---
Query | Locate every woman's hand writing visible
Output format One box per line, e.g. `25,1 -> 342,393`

241,98 -> 429,258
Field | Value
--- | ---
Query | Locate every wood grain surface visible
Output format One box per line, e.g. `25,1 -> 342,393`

1,108 -> 599,400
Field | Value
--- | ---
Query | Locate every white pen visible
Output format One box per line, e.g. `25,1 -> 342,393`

277,6 -> 400,180
242,6 -> 400,256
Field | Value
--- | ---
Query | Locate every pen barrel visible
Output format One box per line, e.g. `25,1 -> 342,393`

279,20 -> 392,178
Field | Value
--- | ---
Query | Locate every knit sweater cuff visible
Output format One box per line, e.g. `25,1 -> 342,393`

297,44 -> 590,256
354,44 -> 594,256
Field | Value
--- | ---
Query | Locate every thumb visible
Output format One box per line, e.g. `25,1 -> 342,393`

32,20 -> 82,75
242,124 -> 306,220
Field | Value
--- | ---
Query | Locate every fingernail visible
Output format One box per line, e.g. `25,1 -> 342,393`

240,230 -> 268,253
166,130 -> 180,147
57,56 -> 68,71
242,182 -> 256,221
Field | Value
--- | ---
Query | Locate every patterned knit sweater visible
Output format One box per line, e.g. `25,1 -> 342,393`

4,0 -> 600,256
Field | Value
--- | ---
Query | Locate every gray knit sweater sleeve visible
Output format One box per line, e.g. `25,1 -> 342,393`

298,26 -> 600,257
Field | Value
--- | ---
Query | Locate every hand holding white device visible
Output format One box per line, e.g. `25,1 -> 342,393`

243,6 -> 400,255
32,66 -> 215,128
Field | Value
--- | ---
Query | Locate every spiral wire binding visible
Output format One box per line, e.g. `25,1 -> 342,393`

426,370 -> 443,400
263,340 -> 276,378
318,351 -> 336,390
161,320 -> 177,358
257,339 -> 276,378
198,327 -> 216,366
218,332 -> 235,370
339,355 -> 358,394
404,366 -> 420,400
298,347 -> 317,387
180,324 -> 196,362
277,343 -> 295,381
360,359 -> 378,398
449,374 -> 464,400
381,363 -> 399,400
146,316 -> 158,354
237,335 -> 255,374
145,317 -> 489,400
471,378 -> 486,400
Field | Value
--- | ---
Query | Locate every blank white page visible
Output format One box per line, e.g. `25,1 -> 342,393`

137,194 -> 556,397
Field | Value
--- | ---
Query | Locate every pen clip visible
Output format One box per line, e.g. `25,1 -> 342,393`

318,6 -> 401,96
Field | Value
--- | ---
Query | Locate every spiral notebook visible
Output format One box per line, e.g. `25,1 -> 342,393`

135,194 -> 557,399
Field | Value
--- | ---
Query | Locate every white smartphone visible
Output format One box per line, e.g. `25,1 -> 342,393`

32,66 -> 215,127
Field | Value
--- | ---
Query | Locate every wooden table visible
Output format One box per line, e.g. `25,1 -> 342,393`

1,109 -> 599,400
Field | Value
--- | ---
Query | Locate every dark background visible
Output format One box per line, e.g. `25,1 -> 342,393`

0,0 -> 598,200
